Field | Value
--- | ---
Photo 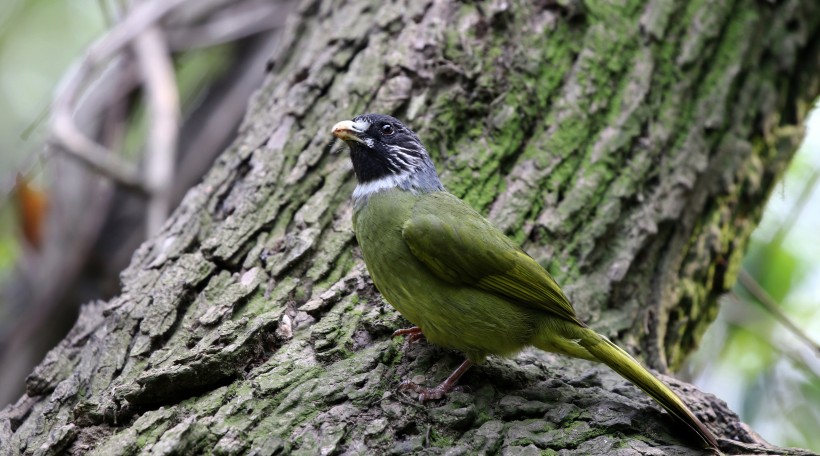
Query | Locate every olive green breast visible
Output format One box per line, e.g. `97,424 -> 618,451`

352,189 -> 429,327
353,189 -> 539,362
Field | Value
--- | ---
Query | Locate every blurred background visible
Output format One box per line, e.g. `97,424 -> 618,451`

0,0 -> 293,412
685,107 -> 820,451
0,1 -> 817,451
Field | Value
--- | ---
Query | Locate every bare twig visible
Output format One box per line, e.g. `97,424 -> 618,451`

769,167 -> 820,251
134,26 -> 180,235
50,116 -> 146,193
737,268 -> 820,356
48,0 -> 285,197
50,0 -> 188,194
166,2 -> 284,50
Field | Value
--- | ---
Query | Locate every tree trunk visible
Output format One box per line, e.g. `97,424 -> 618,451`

2,0 -> 819,454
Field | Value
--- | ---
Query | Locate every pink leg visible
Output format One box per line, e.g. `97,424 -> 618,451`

399,359 -> 473,401
392,326 -> 425,344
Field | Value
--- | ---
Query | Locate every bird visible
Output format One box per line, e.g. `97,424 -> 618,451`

331,113 -> 720,452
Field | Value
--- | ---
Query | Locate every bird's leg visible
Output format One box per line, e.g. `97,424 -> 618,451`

392,326 -> 425,344
400,359 -> 473,401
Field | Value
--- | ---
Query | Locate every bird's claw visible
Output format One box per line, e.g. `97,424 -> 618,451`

392,327 -> 425,345
399,380 -> 447,401
398,380 -> 468,401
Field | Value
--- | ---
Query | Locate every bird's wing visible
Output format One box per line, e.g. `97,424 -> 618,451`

402,192 -> 583,325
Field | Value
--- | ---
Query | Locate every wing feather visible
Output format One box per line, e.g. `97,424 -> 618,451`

402,193 -> 583,326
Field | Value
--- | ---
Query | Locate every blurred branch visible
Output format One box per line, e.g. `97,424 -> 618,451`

769,167 -> 820,251
46,0 -> 285,200
50,116 -> 146,193
134,26 -> 179,235
723,300 -> 820,381
50,0 -> 188,195
166,2 -> 283,50
737,269 -> 820,357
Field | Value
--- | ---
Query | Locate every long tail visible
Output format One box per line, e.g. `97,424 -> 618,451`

576,328 -> 720,452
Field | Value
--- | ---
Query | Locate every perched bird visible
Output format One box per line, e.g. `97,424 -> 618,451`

332,113 -> 720,451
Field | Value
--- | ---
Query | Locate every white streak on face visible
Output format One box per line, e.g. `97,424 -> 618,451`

352,119 -> 370,132
386,145 -> 421,168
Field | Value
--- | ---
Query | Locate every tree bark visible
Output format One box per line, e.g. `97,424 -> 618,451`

2,0 -> 819,454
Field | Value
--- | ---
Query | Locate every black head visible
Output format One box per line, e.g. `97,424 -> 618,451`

332,113 -> 434,184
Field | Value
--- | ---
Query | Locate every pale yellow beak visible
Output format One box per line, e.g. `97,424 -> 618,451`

331,120 -> 364,143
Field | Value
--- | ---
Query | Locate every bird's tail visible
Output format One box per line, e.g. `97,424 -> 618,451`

576,328 -> 720,452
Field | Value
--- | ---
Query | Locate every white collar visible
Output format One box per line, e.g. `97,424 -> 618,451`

352,172 -> 411,204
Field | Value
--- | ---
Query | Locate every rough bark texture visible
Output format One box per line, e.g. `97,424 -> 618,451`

2,0 -> 819,454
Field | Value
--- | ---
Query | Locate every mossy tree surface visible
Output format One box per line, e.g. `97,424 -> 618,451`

2,0 -> 819,454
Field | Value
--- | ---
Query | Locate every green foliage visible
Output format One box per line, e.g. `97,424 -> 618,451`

0,205 -> 19,276
0,0 -> 104,171
743,239 -> 806,303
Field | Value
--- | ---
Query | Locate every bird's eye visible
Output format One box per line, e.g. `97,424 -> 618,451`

381,124 -> 395,136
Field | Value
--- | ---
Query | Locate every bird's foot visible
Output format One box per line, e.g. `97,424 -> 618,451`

399,380 -> 452,401
392,326 -> 425,345
398,359 -> 474,402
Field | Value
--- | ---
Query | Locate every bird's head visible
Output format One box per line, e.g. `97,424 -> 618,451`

332,113 -> 443,204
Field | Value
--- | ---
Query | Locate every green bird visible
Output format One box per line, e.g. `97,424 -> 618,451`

332,113 -> 720,452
